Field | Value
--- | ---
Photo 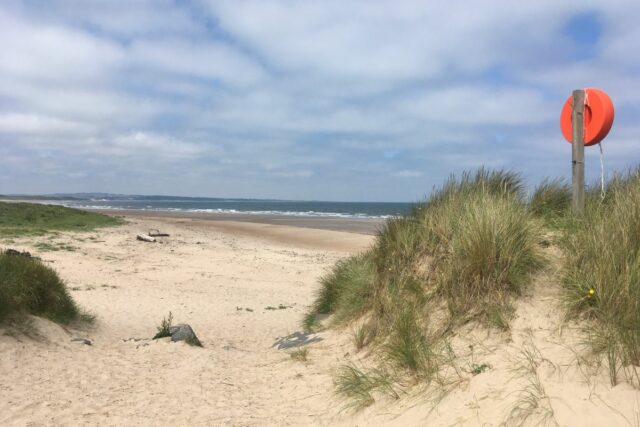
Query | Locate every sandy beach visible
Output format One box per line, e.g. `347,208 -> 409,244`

2,213 -> 640,426
0,214 -> 374,426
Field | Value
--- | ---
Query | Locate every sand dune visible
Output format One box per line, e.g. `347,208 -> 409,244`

1,215 -> 639,426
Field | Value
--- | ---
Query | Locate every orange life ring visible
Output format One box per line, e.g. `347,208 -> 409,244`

560,88 -> 614,146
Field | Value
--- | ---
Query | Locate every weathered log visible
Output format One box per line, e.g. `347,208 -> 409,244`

136,233 -> 156,242
148,229 -> 170,237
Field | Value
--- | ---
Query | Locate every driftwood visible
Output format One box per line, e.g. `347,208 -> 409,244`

136,233 -> 156,242
148,229 -> 170,237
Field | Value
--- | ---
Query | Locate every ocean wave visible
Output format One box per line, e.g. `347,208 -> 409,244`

62,204 -> 393,219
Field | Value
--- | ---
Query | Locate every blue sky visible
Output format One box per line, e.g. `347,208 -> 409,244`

1,0 -> 639,202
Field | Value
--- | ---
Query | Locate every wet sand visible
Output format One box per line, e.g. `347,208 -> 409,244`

87,208 -> 386,235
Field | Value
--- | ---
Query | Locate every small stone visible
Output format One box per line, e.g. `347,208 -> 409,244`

71,337 -> 92,345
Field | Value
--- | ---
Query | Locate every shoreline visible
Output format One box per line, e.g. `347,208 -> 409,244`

86,207 -> 386,235
0,198 -> 388,235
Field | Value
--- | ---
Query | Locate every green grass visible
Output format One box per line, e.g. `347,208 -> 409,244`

0,202 -> 122,237
153,312 -> 173,339
334,365 -> 398,410
560,168 -> 640,385
303,168 -> 546,408
529,178 -> 571,221
34,242 -> 77,252
303,252 -> 375,330
306,166 -> 640,407
0,250 -> 81,324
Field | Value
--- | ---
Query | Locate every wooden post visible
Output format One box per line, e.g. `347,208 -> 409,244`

572,89 -> 585,214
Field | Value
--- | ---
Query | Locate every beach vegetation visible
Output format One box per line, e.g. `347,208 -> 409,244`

304,168 -> 546,407
0,249 -> 82,325
153,312 -> 173,339
303,252 -> 376,331
529,178 -> 571,221
0,202 -> 122,237
560,167 -> 640,385
289,347 -> 309,362
334,364 -> 398,410
306,165 -> 640,407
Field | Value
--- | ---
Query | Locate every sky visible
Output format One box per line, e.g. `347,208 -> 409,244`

1,0 -> 639,202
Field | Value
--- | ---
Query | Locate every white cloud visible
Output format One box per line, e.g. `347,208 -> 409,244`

0,113 -> 93,135
0,0 -> 639,200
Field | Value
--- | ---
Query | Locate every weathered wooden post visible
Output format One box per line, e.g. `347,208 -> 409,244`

571,89 -> 585,214
560,88 -> 615,214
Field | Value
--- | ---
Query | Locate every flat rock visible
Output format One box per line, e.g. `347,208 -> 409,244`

168,324 -> 202,347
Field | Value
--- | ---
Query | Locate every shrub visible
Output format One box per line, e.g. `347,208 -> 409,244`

0,250 -> 79,324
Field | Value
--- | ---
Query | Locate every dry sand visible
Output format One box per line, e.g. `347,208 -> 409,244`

1,214 -> 639,426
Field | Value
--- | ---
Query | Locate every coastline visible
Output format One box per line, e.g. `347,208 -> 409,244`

85,208 -> 386,235
0,199 -> 387,235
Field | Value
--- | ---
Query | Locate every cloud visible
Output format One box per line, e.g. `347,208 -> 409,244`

0,1 -> 639,201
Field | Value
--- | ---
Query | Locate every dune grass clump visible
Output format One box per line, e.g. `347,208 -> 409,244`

304,168 -> 546,407
561,168 -> 640,384
0,202 -> 122,237
0,250 -> 80,325
529,178 -> 571,221
303,252 -> 375,331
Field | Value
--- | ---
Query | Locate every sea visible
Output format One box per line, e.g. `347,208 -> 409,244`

49,195 -> 415,219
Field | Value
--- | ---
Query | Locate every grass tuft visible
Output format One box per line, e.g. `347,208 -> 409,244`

289,347 -> 309,362
0,250 -> 80,324
529,178 -> 571,220
303,252 -> 375,330
153,312 -> 173,339
334,365 -> 398,410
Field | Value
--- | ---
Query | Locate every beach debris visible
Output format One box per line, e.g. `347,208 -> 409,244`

148,229 -> 170,237
265,304 -> 291,311
168,324 -> 202,347
136,233 -> 156,242
71,337 -> 92,346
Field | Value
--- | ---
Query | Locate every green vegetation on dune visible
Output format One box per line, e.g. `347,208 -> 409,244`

0,202 -> 109,329
0,202 -> 122,237
305,169 -> 547,406
529,178 -> 571,221
306,167 -> 640,408
0,250 -> 80,324
561,168 -> 640,384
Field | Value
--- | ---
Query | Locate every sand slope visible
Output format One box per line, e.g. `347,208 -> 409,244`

1,216 -> 639,426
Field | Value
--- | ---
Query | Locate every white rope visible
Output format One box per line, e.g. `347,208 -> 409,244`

599,142 -> 605,201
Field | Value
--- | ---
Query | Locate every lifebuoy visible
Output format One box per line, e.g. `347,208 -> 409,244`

560,88 -> 614,146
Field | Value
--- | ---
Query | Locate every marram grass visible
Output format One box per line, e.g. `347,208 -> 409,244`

303,168 -> 547,408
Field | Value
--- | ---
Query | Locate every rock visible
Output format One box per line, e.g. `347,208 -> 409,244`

168,324 -> 202,347
71,337 -> 92,345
